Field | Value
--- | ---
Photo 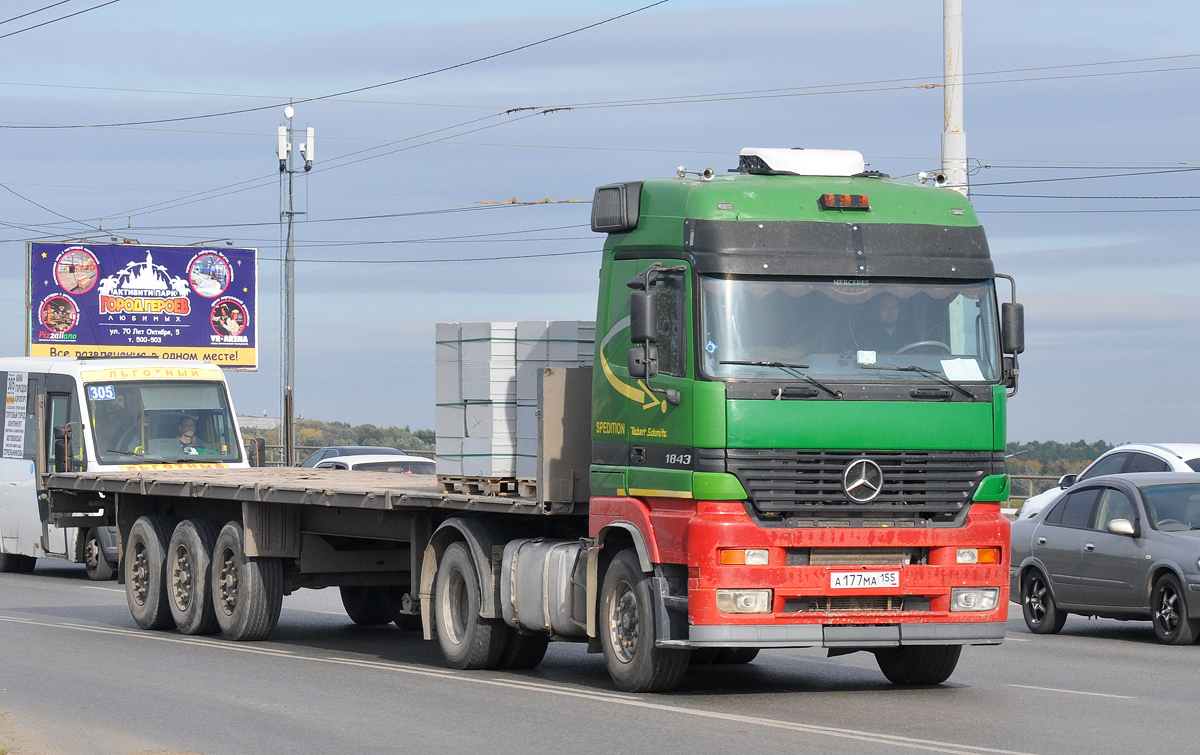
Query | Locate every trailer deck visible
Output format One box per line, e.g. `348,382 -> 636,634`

46,469 -> 578,516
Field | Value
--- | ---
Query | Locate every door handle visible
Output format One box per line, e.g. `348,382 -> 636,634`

1037,537 -> 1046,546
1084,543 -> 1095,552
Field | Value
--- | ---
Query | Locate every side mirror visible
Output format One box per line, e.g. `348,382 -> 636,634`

1106,518 -> 1137,537
1058,474 -> 1077,489
1001,302 -> 1025,355
627,345 -> 658,379
1002,355 -> 1018,390
629,290 -> 657,344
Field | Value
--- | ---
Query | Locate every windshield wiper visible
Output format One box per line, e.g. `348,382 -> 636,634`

106,448 -> 153,461
860,364 -> 976,401
720,360 -> 843,399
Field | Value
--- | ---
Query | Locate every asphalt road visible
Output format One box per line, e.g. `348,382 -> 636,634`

2,560 -> 1197,755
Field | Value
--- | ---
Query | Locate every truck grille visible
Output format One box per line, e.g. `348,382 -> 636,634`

784,596 -> 929,613
725,449 -> 1003,515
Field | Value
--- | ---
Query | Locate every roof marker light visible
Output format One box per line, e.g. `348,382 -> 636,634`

819,193 -> 870,211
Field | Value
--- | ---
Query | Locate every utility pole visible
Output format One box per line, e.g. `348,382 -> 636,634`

941,0 -> 969,196
277,105 -> 314,465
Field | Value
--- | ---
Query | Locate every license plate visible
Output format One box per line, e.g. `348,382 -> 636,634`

829,571 -> 900,589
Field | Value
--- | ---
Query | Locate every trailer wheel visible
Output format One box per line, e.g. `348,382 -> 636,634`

125,516 -> 177,631
340,586 -> 393,625
874,645 -> 962,685
714,648 -> 759,664
167,520 -> 221,635
600,549 -> 690,693
497,629 -> 550,670
434,541 -> 506,669
84,528 -> 114,581
212,521 -> 283,641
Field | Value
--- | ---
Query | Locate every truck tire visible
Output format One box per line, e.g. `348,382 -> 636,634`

15,556 -> 36,573
212,521 -> 283,641
689,648 -> 720,665
125,515 -> 178,631
84,528 -> 114,581
498,629 -> 550,670
874,645 -> 962,685
434,541 -> 506,669
340,586 -> 393,625
167,519 -> 221,635
599,549 -> 690,693
714,648 -> 759,664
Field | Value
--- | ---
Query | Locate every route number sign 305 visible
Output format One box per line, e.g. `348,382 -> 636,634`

829,571 -> 900,589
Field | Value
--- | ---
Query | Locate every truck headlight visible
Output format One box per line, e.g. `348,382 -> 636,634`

716,589 -> 772,614
957,548 -> 998,564
719,549 -> 769,565
950,587 -> 999,612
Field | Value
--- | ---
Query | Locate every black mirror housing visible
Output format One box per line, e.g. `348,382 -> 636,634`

629,290 -> 657,344
1001,302 -> 1025,355
627,345 -> 658,379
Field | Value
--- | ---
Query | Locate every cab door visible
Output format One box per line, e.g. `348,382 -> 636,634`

41,374 -> 85,556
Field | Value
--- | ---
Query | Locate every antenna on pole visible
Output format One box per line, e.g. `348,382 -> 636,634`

276,104 -> 313,466
941,0 -> 968,196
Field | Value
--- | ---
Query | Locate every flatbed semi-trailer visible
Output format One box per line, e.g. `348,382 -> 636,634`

37,148 -> 1025,692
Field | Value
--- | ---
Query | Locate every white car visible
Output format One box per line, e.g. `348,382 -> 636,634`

1017,443 -> 1200,520
313,453 -> 435,475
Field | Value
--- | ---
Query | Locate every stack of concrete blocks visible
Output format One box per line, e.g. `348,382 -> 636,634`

436,320 -> 594,479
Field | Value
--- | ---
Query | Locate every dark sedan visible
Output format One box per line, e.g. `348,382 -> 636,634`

1010,473 -> 1200,644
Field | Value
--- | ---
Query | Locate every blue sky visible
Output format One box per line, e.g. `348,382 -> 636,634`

1,0 -> 1198,442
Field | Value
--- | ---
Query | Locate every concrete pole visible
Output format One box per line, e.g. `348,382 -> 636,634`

941,0 -> 969,196
282,111 -> 296,466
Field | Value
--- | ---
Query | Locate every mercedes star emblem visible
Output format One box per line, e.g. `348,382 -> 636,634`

842,458 -> 884,503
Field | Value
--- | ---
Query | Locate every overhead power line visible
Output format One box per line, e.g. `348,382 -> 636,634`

972,167 -> 1200,187
0,0 -> 122,41
0,0 -> 76,26
0,0 -> 668,129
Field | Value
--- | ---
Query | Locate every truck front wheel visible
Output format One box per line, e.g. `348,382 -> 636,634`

599,550 -> 689,693
874,645 -> 962,685
434,541 -> 506,669
125,516 -> 177,630
211,521 -> 283,641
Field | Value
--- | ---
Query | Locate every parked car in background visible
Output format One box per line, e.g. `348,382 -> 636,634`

313,453 -> 435,475
298,445 -> 410,467
1017,443 -> 1200,520
1010,472 -> 1200,644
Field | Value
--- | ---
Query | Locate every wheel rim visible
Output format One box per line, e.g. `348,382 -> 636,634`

130,541 -> 149,606
440,567 -> 469,645
1155,583 -> 1181,636
607,579 -> 639,664
170,544 -> 193,611
1024,575 -> 1048,624
84,535 -> 101,573
217,547 -> 238,616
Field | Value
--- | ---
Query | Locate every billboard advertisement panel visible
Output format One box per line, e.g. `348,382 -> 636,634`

27,242 -> 258,369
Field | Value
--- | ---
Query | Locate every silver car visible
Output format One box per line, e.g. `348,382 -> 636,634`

1010,473 -> 1200,644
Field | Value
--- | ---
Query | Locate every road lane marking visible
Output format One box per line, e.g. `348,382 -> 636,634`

1007,684 -> 1134,699
0,611 -> 1041,755
81,585 -> 124,593
1003,637 -> 1031,642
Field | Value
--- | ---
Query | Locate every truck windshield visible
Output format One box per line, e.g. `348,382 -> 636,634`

85,380 -> 241,465
701,277 -> 1000,382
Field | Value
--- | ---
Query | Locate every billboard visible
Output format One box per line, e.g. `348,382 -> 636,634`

27,242 -> 258,369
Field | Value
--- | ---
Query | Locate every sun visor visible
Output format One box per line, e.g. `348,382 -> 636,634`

739,148 -> 865,177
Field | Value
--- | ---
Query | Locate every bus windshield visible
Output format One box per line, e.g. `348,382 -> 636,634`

85,380 -> 242,465
701,277 -> 1000,382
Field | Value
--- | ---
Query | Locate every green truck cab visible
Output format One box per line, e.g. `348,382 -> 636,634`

588,148 -> 1021,688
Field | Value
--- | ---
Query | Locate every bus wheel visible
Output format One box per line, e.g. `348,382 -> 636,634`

125,516 -> 178,630
434,541 -> 506,669
212,521 -> 282,641
167,520 -> 222,635
84,528 -> 114,581
874,645 -> 962,685
600,549 -> 689,693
